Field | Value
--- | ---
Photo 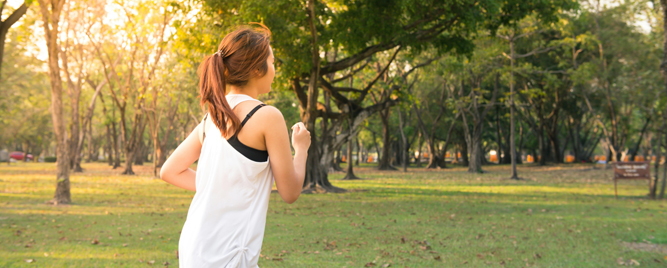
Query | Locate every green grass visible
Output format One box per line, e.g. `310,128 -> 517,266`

1,162 -> 666,267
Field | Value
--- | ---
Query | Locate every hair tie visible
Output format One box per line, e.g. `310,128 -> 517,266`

214,50 -> 224,57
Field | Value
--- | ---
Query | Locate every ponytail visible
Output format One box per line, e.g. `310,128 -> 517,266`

198,53 -> 240,138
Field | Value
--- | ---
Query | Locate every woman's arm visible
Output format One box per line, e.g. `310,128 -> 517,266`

262,106 -> 310,204
159,122 -> 203,191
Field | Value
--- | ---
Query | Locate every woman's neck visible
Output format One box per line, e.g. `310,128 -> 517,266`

228,86 -> 259,99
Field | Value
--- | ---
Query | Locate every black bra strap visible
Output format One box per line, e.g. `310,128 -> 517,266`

237,104 -> 267,132
203,103 -> 266,141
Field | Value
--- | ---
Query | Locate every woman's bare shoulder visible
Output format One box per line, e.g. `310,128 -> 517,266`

255,104 -> 285,125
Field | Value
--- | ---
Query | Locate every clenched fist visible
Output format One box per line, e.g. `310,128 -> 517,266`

291,122 -> 311,152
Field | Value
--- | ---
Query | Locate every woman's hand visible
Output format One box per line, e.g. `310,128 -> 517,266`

291,122 -> 311,152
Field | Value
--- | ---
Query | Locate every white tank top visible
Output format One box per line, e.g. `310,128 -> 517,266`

179,94 -> 274,268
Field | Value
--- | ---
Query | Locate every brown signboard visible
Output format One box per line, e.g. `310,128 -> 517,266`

611,161 -> 651,198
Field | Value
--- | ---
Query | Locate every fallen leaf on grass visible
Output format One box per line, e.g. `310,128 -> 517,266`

272,258 -> 283,261
381,263 -> 391,267
91,239 -> 99,245
147,260 -> 155,265
365,262 -> 376,267
617,257 -> 625,265
24,259 -> 35,263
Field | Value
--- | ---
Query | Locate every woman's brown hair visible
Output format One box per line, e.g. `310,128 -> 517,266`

198,23 -> 272,137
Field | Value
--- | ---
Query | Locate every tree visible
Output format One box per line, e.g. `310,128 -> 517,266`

0,9 -> 52,158
659,0 -> 667,198
200,0 -> 576,191
37,0 -> 69,204
0,0 -> 28,83
88,0 -> 175,175
498,19 -> 560,179
456,71 -> 499,173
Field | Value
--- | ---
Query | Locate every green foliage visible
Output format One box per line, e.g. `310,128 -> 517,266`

198,0 -> 578,82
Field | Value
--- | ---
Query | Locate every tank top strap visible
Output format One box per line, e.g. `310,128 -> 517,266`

234,104 -> 267,137
202,113 -> 208,142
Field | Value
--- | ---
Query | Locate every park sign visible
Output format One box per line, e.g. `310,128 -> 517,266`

611,161 -> 651,198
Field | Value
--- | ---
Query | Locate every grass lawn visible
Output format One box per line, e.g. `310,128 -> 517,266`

1,161 -> 666,267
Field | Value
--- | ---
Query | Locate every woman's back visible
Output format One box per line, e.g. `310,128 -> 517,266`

179,94 -> 273,268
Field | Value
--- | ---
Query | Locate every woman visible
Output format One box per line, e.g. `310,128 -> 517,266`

160,24 -> 311,267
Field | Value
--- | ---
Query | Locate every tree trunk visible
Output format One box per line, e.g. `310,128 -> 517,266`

372,130 -> 381,164
539,126 -> 547,165
630,117 -> 651,161
100,93 -> 114,166
397,107 -> 409,172
86,117 -> 94,162
569,118 -> 584,162
460,143 -> 469,166
496,106 -> 509,164
332,148 -> 344,171
134,138 -> 144,165
415,133 -> 422,167
468,133 -> 484,173
661,156 -> 667,198
549,133 -> 563,164
122,113 -> 146,175
509,42 -> 519,178
123,150 -> 135,175
355,137 -> 360,166
517,122 -> 524,164
425,137 -> 438,169
68,82 -> 82,172
38,0 -> 70,204
112,115 -> 121,169
342,131 -> 360,180
458,74 -> 498,173
501,128 -> 512,164
650,122 -> 662,198
377,108 -> 396,170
